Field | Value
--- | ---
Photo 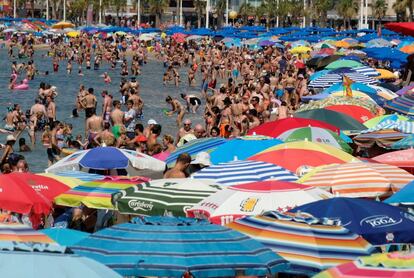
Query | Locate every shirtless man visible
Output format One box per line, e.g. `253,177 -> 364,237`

85,109 -> 103,147
75,84 -> 87,117
165,95 -> 185,127
101,90 -> 112,122
176,119 -> 194,144
110,100 -> 124,139
180,93 -> 201,114
93,122 -> 116,147
163,153 -> 191,178
81,88 -> 97,119
29,99 -> 47,146
147,124 -> 161,150
46,96 -> 56,124
128,90 -> 144,118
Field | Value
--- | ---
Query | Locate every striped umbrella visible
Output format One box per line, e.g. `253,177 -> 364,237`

191,160 -> 298,186
297,96 -> 379,115
227,211 -> 375,275
71,217 -> 289,277
299,162 -> 414,198
309,72 -> 378,89
0,223 -> 55,244
187,181 -> 332,225
364,114 -> 410,128
353,129 -> 409,149
373,149 -> 414,169
325,105 -> 375,123
392,134 -> 414,149
54,176 -> 150,209
385,93 -> 414,115
315,252 -> 414,278
43,170 -> 105,182
353,66 -> 381,77
166,138 -> 227,167
277,127 -> 352,153
112,179 -> 223,217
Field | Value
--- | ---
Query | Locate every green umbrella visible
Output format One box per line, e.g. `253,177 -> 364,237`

297,96 -> 378,114
325,60 -> 363,69
278,127 -> 353,153
295,108 -> 367,131
112,179 -> 222,216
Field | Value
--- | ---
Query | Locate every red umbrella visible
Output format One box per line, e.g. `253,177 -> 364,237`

385,22 -> 414,36
247,117 -> 339,138
372,149 -> 414,174
325,105 -> 375,123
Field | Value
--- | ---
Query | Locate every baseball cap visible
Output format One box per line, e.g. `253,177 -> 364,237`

191,152 -> 211,166
147,119 -> 157,125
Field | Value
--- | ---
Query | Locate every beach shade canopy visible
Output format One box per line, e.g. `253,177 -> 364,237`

112,179 -> 223,217
325,59 -> 364,69
297,96 -> 379,115
45,147 -> 166,173
385,180 -> 414,205
166,137 -> 226,167
299,162 -> 414,198
376,68 -> 397,80
209,136 -> 283,164
306,55 -> 342,69
322,82 -> 378,95
51,21 -> 75,29
38,173 -> 85,188
295,108 -> 368,131
364,114 -> 409,128
373,149 -> 414,169
54,176 -> 150,209
277,127 -> 352,153
291,197 -> 414,245
227,211 -> 375,275
0,223 -> 56,245
71,216 -> 289,277
324,105 -> 375,123
249,141 -> 357,174
392,134 -> 414,149
187,181 -> 332,225
191,160 -> 297,186
385,93 -> 414,116
385,21 -> 414,36
353,129 -> 409,149
315,252 -> 414,278
247,117 -> 339,137
41,228 -> 89,246
309,72 -> 378,89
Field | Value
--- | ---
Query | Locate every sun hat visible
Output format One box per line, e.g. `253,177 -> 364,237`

147,119 -> 157,125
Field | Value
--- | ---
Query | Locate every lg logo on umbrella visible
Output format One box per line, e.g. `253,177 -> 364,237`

361,215 -> 402,228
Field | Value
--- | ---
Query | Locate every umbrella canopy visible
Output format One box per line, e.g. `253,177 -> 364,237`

290,46 -> 312,54
191,160 -> 297,186
247,117 -> 339,137
165,138 -> 227,167
325,60 -> 364,69
112,179 -> 222,217
298,96 -> 379,115
210,137 -> 283,164
54,176 -> 150,209
299,162 -> 414,198
227,211 -> 375,275
66,30 -> 80,37
373,149 -> 414,169
45,147 -> 165,173
385,21 -> 414,36
249,141 -> 357,175
376,68 -> 397,79
385,180 -> 414,205
51,21 -> 75,29
315,252 -> 414,278
71,216 -> 289,277
291,197 -> 414,245
309,72 -> 378,89
385,93 -> 414,116
392,134 -> 414,149
41,228 -> 89,246
187,181 -> 332,225
277,127 -> 352,153
0,223 -> 55,244
325,105 -> 375,123
38,173 -> 84,188
295,108 -> 368,131
354,129 -> 409,149
364,114 -> 409,128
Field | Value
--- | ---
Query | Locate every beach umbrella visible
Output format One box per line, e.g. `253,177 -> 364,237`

187,181 -> 332,225
290,46 -> 312,54
396,84 -> 414,95
364,114 -> 409,128
291,197 -> 414,245
249,141 -> 357,174
370,85 -> 399,100
373,149 -> 414,171
247,117 -> 339,137
353,66 -> 381,77
385,180 -> 414,205
385,93 -> 414,116
38,173 -> 86,188
45,147 -> 166,173
112,179 -> 222,217
392,134 -> 414,149
325,105 -> 375,123
366,38 -> 393,48
227,211 -> 375,275
354,129 -> 409,149
401,44 -> 414,54
0,223 -> 56,244
54,176 -> 150,209
66,30 -> 79,37
295,108 -> 368,131
376,68 -> 397,79
309,72 -> 378,89
299,162 -> 414,198
166,138 -> 226,167
325,60 -> 363,69
71,216 -> 289,277
209,136 -> 283,164
191,160 -> 297,186
315,252 -> 414,278
334,40 -> 351,48
51,21 -> 75,29
41,228 -> 89,246
277,127 -> 352,153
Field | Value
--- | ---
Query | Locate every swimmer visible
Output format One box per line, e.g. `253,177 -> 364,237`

180,93 -> 201,114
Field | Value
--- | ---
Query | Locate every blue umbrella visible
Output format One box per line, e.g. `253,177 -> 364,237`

210,137 -> 283,164
391,134 -> 414,149
71,216 -> 289,277
385,181 -> 414,205
79,147 -> 129,169
290,197 -> 414,245
322,82 -> 377,95
41,228 -> 89,246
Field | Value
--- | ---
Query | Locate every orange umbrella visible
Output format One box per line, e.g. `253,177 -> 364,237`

401,44 -> 414,54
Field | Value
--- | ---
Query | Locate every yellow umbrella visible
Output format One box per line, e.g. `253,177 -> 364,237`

375,68 -> 397,80
334,40 -> 350,48
51,21 -> 75,29
115,31 -> 127,36
290,46 -> 312,54
38,173 -> 82,188
66,31 -> 80,38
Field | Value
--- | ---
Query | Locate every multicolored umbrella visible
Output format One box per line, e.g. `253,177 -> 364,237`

187,181 -> 332,225
54,176 -> 150,209
299,162 -> 414,198
298,96 -> 379,114
392,134 -> 414,149
291,197 -> 414,245
249,141 -> 357,175
385,93 -> 414,116
385,180 -> 414,205
309,72 -> 378,89
353,129 -> 409,149
325,105 -> 375,123
71,217 -> 289,277
364,114 -> 409,128
277,127 -> 352,153
247,117 -> 339,137
0,223 -> 55,244
191,160 -> 297,186
112,179 -> 222,216
51,21 -> 75,29
315,252 -> 414,278
227,211 -> 375,275
166,137 -> 227,167
295,108 -> 369,131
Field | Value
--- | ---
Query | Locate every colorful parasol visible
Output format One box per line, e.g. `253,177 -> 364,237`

299,162 -> 414,198
353,129 -> 409,149
376,68 -> 397,79
227,211 -> 375,275
325,105 -> 375,123
364,114 -> 409,128
325,59 -> 363,69
385,93 -> 414,116
187,181 -> 332,225
297,96 -> 379,115
392,134 -> 414,149
0,223 -> 55,244
385,180 -> 414,205
51,21 -> 75,29
373,149 -> 414,169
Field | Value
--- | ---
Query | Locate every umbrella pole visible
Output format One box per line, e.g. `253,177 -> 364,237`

46,0 -> 49,20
